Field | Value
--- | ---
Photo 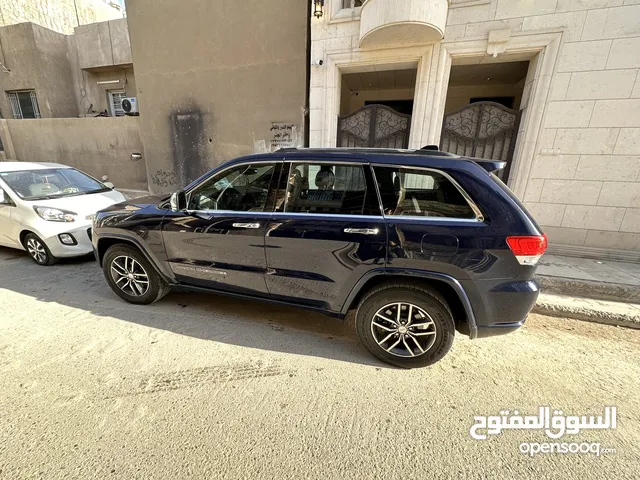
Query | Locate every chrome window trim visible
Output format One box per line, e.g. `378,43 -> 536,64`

384,215 -> 483,224
182,209 -> 383,221
271,212 -> 383,220
370,163 -> 485,222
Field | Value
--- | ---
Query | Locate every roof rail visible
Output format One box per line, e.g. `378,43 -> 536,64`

275,147 -> 507,172
275,147 -> 456,157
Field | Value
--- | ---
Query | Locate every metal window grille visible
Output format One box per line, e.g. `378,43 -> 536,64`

8,92 -> 22,119
30,91 -> 41,118
7,91 -> 41,119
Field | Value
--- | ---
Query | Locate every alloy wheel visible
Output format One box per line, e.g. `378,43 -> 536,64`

27,238 -> 47,264
110,255 -> 150,297
370,302 -> 437,358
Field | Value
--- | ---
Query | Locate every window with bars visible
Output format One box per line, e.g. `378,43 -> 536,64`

7,91 -> 41,119
108,90 -> 127,117
342,0 -> 363,8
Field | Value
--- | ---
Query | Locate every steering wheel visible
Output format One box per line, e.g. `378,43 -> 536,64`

217,187 -> 242,210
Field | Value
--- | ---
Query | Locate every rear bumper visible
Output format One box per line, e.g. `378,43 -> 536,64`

462,278 -> 540,338
476,320 -> 525,338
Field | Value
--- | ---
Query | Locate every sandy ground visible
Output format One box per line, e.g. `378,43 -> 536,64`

0,246 -> 639,479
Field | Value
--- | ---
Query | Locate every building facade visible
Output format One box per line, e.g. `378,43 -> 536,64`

0,9 -> 145,190
0,0 -> 638,258
309,0 -> 640,259
0,0 -> 122,34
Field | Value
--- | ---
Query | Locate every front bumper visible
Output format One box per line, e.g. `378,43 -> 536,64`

41,222 -> 94,258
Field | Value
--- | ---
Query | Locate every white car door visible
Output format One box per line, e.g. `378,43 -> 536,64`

0,183 -> 21,248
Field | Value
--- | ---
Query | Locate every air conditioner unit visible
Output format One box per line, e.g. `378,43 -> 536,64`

121,97 -> 139,115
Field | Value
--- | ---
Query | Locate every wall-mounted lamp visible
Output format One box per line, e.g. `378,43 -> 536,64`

313,0 -> 324,18
96,80 -> 121,85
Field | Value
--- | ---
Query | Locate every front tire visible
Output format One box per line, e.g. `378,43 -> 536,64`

24,233 -> 57,266
102,244 -> 170,304
355,283 -> 455,368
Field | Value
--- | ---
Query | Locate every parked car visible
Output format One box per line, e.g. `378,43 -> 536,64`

92,148 -> 546,368
0,162 -> 126,265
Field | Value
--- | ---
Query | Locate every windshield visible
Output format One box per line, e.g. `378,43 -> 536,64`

0,168 -> 109,201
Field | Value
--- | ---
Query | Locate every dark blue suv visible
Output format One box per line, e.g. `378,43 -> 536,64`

93,148 -> 546,368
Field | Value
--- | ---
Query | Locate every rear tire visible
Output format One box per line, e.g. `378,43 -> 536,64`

355,283 -> 455,368
24,233 -> 58,266
102,244 -> 170,304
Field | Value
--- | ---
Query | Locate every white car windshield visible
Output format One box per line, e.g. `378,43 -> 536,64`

0,168 -> 109,201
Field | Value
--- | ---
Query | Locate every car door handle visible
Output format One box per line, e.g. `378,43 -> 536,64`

232,222 -> 261,229
344,228 -> 380,235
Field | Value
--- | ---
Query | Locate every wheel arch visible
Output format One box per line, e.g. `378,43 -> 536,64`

342,270 -> 478,339
96,234 -> 174,283
19,229 -> 36,247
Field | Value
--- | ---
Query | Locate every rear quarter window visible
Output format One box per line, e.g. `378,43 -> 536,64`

373,166 -> 477,219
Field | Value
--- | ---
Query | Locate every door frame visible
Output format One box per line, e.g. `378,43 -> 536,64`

432,31 -> 563,197
312,45 -> 432,149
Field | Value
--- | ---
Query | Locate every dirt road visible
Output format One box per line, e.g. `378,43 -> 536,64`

0,247 -> 638,479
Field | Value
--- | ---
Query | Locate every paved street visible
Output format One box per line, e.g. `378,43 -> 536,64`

0,246 -> 639,479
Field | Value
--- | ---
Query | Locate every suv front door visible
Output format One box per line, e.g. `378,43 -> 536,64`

162,161 -> 281,295
264,160 -> 386,312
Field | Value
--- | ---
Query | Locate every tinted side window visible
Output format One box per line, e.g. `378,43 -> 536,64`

282,163 -> 372,215
188,163 -> 275,212
373,166 -> 475,219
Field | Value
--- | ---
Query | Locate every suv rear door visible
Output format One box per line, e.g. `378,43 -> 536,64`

372,164 -> 491,278
264,159 -> 386,312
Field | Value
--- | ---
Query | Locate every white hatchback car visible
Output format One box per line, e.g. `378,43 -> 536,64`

0,162 -> 126,265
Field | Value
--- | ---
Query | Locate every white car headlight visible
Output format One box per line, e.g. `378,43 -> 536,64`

33,206 -> 77,222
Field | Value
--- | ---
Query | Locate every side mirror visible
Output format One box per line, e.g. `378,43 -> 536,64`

170,190 -> 187,211
104,182 -> 115,190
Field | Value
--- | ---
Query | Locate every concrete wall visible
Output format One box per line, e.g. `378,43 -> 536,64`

0,0 -> 121,34
74,18 -> 132,70
0,117 -> 147,190
67,29 -> 136,115
125,0 -> 308,193
0,23 -> 77,119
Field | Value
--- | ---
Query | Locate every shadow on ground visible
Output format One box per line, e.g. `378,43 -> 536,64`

0,246 -> 386,367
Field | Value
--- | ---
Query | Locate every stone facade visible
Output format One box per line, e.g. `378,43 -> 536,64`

310,0 -> 640,257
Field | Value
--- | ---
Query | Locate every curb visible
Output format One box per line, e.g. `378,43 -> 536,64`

534,293 -> 640,330
536,275 -> 640,303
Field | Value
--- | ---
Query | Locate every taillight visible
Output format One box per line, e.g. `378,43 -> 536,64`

506,234 -> 548,265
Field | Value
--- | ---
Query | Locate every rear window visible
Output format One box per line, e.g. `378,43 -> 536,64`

373,166 -> 476,219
